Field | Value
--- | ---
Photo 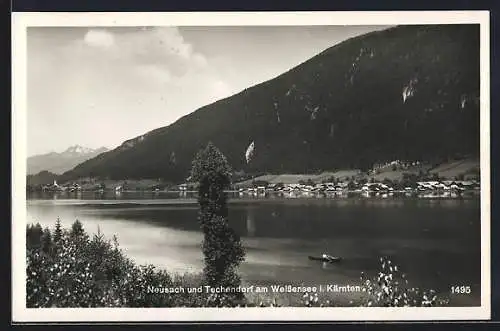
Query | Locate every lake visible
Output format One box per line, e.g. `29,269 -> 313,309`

26,191 -> 481,306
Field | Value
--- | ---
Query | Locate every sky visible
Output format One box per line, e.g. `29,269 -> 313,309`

27,25 -> 390,156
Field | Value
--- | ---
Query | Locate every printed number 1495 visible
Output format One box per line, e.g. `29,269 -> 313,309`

451,286 -> 471,294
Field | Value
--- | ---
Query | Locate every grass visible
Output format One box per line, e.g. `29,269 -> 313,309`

236,171 -> 362,186
429,158 -> 480,179
235,158 -> 480,188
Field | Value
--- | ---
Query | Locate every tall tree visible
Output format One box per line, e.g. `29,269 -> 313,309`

54,218 -> 62,243
191,142 -> 245,306
70,219 -> 85,238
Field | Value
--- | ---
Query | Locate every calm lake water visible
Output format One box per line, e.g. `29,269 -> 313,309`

26,191 -> 481,306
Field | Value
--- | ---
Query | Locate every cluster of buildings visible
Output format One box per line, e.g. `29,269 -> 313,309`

360,181 -> 479,193
39,180 -> 194,193
40,180 -> 83,192
239,182 -> 349,194
370,160 -> 422,174
237,179 -> 480,195
415,180 -> 479,192
37,177 -> 480,196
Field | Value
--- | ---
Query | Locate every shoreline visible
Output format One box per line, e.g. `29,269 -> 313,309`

26,190 -> 481,206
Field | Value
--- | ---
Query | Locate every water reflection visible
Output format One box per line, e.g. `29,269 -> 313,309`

246,208 -> 256,237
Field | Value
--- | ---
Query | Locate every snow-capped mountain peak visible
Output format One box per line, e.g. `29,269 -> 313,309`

64,145 -> 106,155
27,145 -> 110,175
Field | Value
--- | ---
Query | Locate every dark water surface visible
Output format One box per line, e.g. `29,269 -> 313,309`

26,192 -> 481,306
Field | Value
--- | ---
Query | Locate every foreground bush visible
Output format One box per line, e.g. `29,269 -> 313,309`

26,221 -> 206,307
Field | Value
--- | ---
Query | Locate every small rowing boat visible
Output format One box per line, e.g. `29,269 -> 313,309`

308,254 -> 342,263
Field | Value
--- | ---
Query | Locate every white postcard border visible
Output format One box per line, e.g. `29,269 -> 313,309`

12,10 -> 491,322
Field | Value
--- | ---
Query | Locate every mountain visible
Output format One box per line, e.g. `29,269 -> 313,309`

27,145 -> 109,175
60,25 -> 480,183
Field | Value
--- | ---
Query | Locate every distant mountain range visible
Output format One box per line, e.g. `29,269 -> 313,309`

27,145 -> 109,175
59,25 -> 479,183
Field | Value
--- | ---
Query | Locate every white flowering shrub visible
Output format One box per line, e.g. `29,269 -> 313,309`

245,257 -> 451,308
359,256 -> 450,307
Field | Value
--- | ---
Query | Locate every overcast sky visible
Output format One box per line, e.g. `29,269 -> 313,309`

27,25 -> 390,156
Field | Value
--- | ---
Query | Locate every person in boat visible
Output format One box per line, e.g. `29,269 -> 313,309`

322,253 -> 329,259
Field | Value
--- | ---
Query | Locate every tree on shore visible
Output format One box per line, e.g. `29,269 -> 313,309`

191,142 -> 245,306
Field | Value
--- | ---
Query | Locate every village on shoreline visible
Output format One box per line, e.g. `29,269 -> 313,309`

27,158 -> 480,198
